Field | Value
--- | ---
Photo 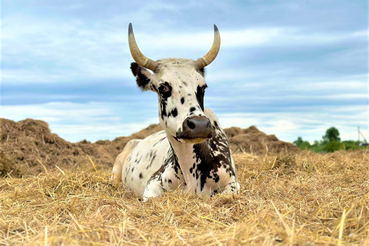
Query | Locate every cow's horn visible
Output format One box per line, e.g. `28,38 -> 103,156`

128,23 -> 157,71
196,24 -> 221,69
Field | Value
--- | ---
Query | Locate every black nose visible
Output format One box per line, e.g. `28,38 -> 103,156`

179,116 -> 212,139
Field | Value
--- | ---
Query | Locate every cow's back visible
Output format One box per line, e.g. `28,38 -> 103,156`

122,130 -> 170,196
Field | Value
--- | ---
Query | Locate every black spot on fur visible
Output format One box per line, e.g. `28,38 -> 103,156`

151,84 -> 158,92
190,107 -> 196,112
147,148 -> 182,189
196,85 -> 206,110
153,137 -> 166,147
168,179 -> 172,184
211,189 -> 220,197
147,154 -> 156,169
181,97 -> 185,104
159,82 -> 172,119
139,173 -> 143,179
171,108 -> 178,117
189,163 -> 196,174
193,129 -> 235,191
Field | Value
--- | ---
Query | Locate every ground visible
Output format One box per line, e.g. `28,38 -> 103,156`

0,150 -> 368,245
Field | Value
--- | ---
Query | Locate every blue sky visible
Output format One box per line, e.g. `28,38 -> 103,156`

1,0 -> 368,143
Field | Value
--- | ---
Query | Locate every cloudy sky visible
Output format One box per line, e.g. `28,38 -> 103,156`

1,0 -> 368,143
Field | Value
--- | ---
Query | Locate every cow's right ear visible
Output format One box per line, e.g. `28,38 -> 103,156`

130,62 -> 157,91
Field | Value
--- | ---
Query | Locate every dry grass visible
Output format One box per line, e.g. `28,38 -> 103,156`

0,151 -> 368,245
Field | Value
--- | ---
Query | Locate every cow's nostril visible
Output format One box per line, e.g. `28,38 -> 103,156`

187,120 -> 196,130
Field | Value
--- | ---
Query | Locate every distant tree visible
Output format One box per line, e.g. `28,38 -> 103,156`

293,137 -> 304,146
322,141 -> 341,152
323,127 -> 341,143
313,140 -> 321,146
293,137 -> 311,150
341,140 -> 361,150
294,127 -> 365,153
309,140 -> 325,152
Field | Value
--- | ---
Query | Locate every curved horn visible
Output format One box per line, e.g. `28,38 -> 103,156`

128,23 -> 157,71
196,25 -> 221,69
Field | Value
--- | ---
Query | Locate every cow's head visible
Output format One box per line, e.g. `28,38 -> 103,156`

128,23 -> 220,144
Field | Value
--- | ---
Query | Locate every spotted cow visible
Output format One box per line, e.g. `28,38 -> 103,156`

112,23 -> 240,201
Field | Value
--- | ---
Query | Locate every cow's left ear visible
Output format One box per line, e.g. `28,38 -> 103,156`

198,67 -> 205,77
130,62 -> 157,91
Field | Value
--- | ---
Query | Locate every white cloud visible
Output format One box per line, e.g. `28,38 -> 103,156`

2,9 -> 366,86
132,27 -> 367,52
0,102 -> 158,142
217,105 -> 369,143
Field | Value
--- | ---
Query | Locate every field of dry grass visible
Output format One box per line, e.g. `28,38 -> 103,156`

1,150 -> 368,245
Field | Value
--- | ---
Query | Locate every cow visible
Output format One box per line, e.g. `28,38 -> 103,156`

112,23 -> 240,201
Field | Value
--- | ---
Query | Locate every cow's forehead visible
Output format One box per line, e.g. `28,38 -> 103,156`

157,58 -> 197,68
155,58 -> 205,87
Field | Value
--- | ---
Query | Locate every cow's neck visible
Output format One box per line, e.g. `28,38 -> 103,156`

167,135 -> 206,193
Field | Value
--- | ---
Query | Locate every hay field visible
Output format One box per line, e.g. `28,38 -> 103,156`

0,151 -> 368,245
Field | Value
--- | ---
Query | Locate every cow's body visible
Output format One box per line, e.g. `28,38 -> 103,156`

112,24 -> 239,201
113,108 -> 239,200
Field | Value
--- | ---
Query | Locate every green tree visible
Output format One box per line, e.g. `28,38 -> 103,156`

323,127 -> 341,143
293,137 -> 311,150
293,137 -> 304,146
322,141 -> 341,152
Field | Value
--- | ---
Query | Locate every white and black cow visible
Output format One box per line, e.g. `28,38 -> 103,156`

112,23 -> 240,201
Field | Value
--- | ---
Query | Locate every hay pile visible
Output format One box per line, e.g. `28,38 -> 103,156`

0,119 -> 162,177
224,126 -> 297,154
0,118 -> 297,177
0,150 -> 368,245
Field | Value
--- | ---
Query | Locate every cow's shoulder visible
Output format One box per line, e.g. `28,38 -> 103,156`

123,130 -> 171,195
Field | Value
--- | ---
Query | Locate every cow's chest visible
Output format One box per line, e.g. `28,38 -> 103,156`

122,125 -> 236,197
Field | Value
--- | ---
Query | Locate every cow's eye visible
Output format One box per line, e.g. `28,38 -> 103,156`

158,84 -> 170,93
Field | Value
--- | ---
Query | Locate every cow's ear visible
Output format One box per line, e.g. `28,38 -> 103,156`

130,62 -> 156,91
198,67 -> 205,77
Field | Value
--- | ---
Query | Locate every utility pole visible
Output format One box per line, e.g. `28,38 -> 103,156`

358,126 -> 360,142
358,126 -> 369,146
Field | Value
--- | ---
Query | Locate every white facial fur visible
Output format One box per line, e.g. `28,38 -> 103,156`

149,58 -> 209,138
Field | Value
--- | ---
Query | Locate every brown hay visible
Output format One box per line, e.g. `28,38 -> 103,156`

1,150 -> 368,245
0,119 -> 163,177
224,126 -> 298,155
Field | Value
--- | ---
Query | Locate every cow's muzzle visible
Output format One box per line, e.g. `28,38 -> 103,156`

177,116 -> 212,140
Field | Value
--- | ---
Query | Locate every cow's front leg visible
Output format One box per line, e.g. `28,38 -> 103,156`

221,181 -> 240,195
142,178 -> 165,202
142,164 -> 184,202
